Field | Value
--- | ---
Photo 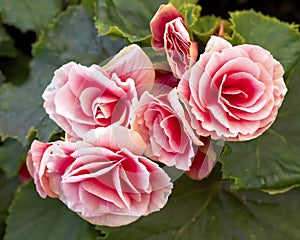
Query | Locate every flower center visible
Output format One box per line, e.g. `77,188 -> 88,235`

92,99 -> 116,126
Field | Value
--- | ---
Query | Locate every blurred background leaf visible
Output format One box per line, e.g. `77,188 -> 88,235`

0,5 -> 125,142
0,0 -> 62,33
95,0 -> 166,42
4,181 -> 98,240
0,173 -> 19,238
0,138 -> 25,178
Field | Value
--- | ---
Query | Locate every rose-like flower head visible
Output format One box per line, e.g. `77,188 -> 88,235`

27,126 -> 172,227
59,125 -> 173,227
150,3 -> 198,79
178,36 -> 288,141
42,44 -> 154,139
164,17 -> 198,78
150,3 -> 183,50
131,89 -> 202,171
26,140 -> 79,198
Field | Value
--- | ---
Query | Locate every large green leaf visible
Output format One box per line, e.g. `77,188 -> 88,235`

229,10 -> 300,79
160,0 -> 201,28
0,173 -> 19,239
0,138 -> 25,178
4,181 -> 98,240
82,0 -> 95,18
95,0 -> 166,42
0,5 -> 125,142
176,2 -> 201,28
97,171 -> 300,240
0,0 -> 62,33
191,15 -> 222,47
169,0 -> 198,8
221,59 -> 300,192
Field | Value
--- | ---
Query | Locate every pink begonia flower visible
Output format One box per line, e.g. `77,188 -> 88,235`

42,44 -> 154,139
103,44 -> 155,95
178,36 -> 288,141
204,35 -> 232,53
26,140 -> 79,198
150,3 -> 183,50
150,3 -> 198,79
164,17 -> 198,78
185,137 -> 217,180
131,89 -> 202,171
26,126 -> 173,227
61,125 -> 173,227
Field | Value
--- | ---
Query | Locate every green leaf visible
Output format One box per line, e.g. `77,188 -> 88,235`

224,29 -> 245,46
35,117 -> 63,143
97,172 -> 300,240
33,5 -> 126,65
229,10 -> 300,78
4,181 -> 97,240
161,0 -> 201,28
221,59 -> 300,193
0,23 -> 17,57
180,3 -> 201,28
191,15 -> 222,46
0,173 -> 19,239
0,5 -> 125,142
169,0 -> 198,8
0,0 -> 62,33
95,0 -> 166,42
272,65 -> 300,144
221,130 -> 300,192
82,0 -> 95,18
0,138 -> 25,178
